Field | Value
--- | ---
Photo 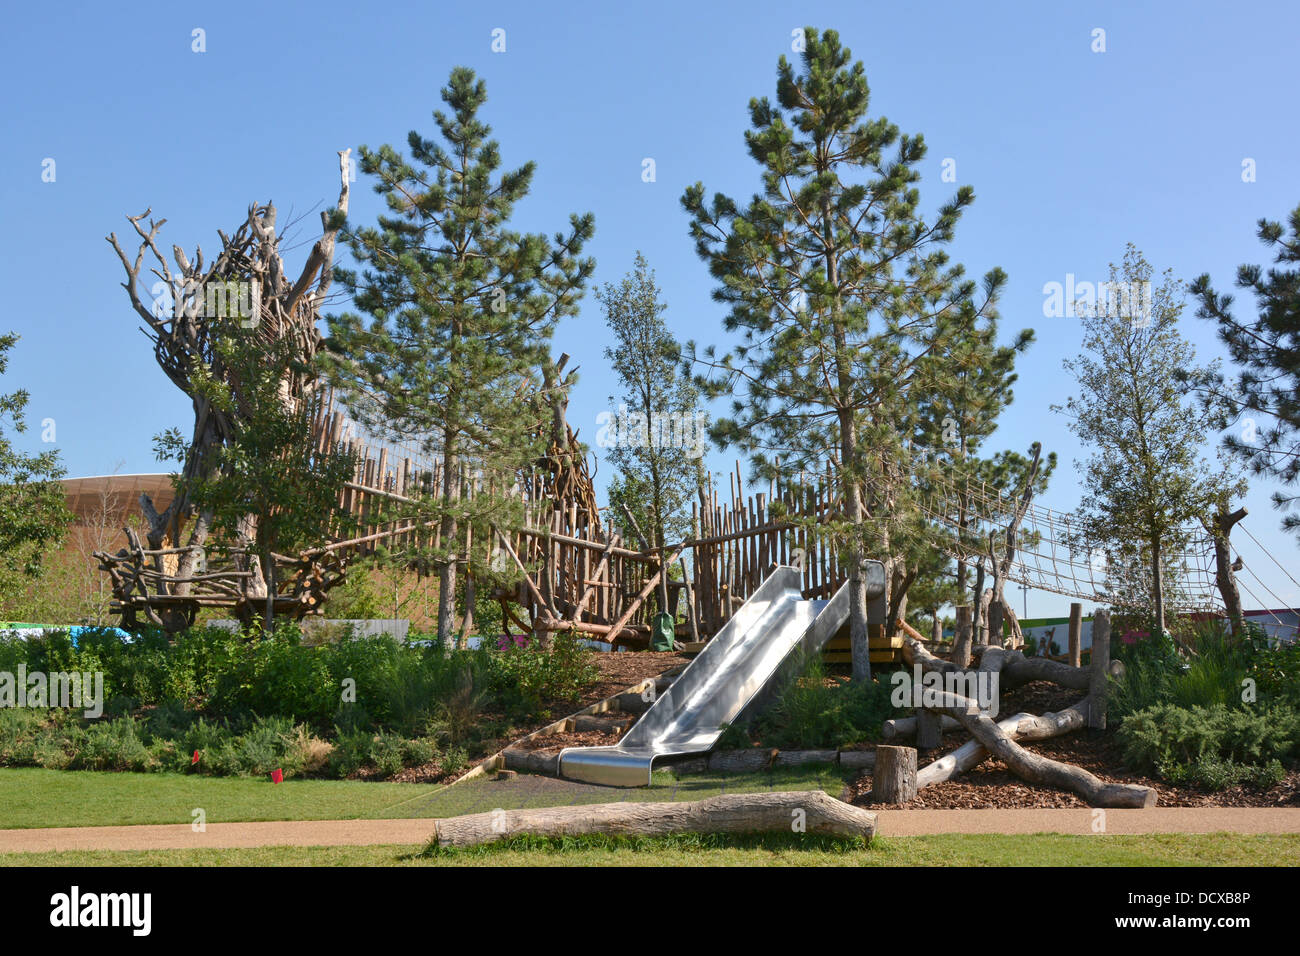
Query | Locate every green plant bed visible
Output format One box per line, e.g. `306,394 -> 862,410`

0,625 -> 602,782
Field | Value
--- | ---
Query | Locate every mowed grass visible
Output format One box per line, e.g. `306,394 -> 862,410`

3,833 -> 1297,867
0,765 -> 851,829
0,768 -> 442,829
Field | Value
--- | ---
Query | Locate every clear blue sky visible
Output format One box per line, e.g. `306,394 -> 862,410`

3,0 -> 1298,618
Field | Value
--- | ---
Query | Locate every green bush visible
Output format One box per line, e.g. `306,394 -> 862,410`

1162,756 -> 1286,790
1118,702 -> 1299,781
485,631 -> 598,717
752,659 -> 896,749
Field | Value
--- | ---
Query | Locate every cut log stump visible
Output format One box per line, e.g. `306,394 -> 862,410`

872,745 -> 918,803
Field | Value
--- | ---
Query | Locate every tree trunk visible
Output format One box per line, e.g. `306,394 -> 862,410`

1209,506 -> 1247,636
1068,602 -> 1083,666
430,790 -> 877,848
1088,608 -> 1111,730
952,604 -> 973,668
871,746 -> 918,804
1150,536 -> 1165,638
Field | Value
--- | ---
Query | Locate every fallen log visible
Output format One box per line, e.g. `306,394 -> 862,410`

929,690 -> 1155,808
915,701 -> 1091,789
905,636 -> 1090,690
429,790 -> 878,847
882,714 -> 963,740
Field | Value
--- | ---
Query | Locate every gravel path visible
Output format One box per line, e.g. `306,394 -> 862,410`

1,807 -> 1297,853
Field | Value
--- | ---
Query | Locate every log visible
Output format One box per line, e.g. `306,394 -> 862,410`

773,749 -> 838,768
882,714 -> 963,740
952,605 -> 973,668
930,690 -> 1155,808
430,790 -> 877,847
1089,608 -> 1111,730
916,701 -> 1091,790
708,749 -> 777,773
872,745 -> 918,803
1068,602 -> 1083,667
838,750 -> 876,771
915,709 -> 943,750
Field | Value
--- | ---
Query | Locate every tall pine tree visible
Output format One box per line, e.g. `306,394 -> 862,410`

324,68 -> 595,645
1191,203 -> 1300,540
682,27 -> 1011,680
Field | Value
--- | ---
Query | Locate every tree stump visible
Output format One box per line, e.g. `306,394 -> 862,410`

872,745 -> 917,803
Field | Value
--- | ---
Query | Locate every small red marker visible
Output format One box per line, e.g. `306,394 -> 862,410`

192,750 -> 200,765
271,768 -> 283,784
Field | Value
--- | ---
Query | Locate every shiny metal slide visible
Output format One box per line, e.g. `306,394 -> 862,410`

557,562 -> 886,787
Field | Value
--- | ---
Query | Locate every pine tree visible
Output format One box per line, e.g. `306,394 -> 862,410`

596,253 -> 706,601
324,67 -> 595,645
682,27 -> 1011,680
1053,244 -> 1243,636
1190,203 -> 1300,540
0,333 -> 72,610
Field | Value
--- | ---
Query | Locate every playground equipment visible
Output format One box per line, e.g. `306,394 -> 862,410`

557,562 -> 886,786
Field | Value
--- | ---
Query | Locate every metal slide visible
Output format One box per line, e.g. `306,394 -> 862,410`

557,562 -> 886,787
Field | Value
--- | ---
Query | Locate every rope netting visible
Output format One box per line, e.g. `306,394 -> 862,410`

907,466 -> 1223,612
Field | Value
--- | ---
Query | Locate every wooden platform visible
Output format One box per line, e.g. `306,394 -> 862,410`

821,630 -> 903,665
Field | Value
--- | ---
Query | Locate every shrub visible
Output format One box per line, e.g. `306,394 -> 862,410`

753,659 -> 896,750
1118,702 -> 1299,778
485,631 -> 598,717
1162,756 -> 1286,790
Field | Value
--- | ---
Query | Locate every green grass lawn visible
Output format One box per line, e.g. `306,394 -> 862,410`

3,833 -> 1297,867
0,768 -> 442,829
0,765 -> 851,829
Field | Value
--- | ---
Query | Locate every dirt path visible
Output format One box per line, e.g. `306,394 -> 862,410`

2,808 -> 1297,853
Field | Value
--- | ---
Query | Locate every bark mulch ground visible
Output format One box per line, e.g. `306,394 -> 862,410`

848,680 -> 1300,810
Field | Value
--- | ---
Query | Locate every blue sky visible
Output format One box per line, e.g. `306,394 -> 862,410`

3,0 -> 1298,618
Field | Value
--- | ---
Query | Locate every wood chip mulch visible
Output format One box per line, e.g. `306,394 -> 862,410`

515,729 -> 623,754
849,680 -> 1300,810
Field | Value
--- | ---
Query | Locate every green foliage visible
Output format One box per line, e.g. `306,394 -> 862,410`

326,565 -> 386,620
0,333 -> 73,609
1053,245 -> 1244,630
0,621 -> 604,779
598,253 -> 706,555
1118,702 -> 1299,781
679,28 -> 1023,678
1190,202 -> 1300,541
176,327 -> 358,630
1162,756 -> 1286,790
323,65 -> 595,644
752,659 -> 897,749
484,631 -> 599,717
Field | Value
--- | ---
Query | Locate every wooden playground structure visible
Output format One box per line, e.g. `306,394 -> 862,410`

94,149 -> 1232,657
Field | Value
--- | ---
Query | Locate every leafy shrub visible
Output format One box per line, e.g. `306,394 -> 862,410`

753,659 -> 896,749
1118,702 -> 1299,779
484,631 -> 598,717
1162,756 -> 1286,790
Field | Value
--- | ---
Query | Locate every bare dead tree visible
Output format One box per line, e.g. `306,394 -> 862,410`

101,151 -> 351,630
